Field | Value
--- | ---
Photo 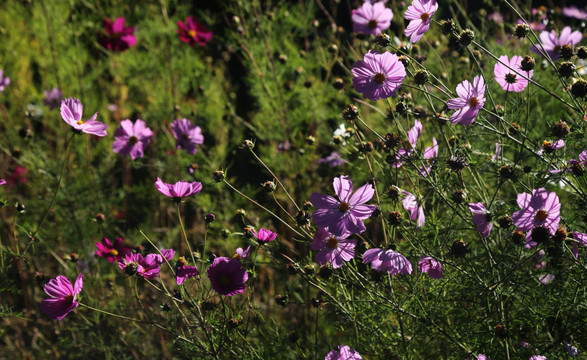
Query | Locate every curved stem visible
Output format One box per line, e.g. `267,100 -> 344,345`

177,203 -> 197,265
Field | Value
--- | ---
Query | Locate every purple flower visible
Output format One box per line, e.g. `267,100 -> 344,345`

207,257 -> 248,296
563,6 -> 587,20
40,274 -> 83,320
512,188 -> 561,238
118,253 -> 162,279
529,356 -> 547,360
352,1 -> 393,36
319,152 -> 344,167
537,139 -> 565,155
60,98 -> 107,137
155,177 -> 203,200
310,175 -> 377,236
352,50 -> 406,101
494,55 -> 533,92
43,88 -> 63,110
0,179 -> 6,186
176,264 -> 199,285
100,17 -> 137,52
532,27 -> 583,60
401,190 -> 425,227
363,248 -> 412,275
571,231 -> 587,259
160,248 -> 176,262
95,237 -> 132,263
112,119 -> 153,160
419,137 -> 438,176
311,228 -> 356,269
404,0 -> 438,43
394,120 -> 422,168
171,118 -> 204,154
234,245 -> 251,260
418,256 -> 442,279
491,143 -> 501,162
0,69 -> 10,93
252,228 -> 277,243
469,202 -> 493,238
325,345 -> 363,360
447,76 -> 486,125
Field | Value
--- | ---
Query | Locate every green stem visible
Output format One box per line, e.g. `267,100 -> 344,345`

177,203 -> 197,266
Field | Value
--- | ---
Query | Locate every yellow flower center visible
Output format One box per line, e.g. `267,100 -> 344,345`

109,249 -> 119,256
77,120 -> 85,125
188,29 -> 197,38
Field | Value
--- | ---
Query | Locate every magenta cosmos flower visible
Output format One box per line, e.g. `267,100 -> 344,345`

405,0 -> 438,43
234,245 -> 251,260
311,228 -> 357,269
447,76 -> 486,125
0,179 -> 5,186
95,237 -> 132,263
0,69 -> 9,93
60,98 -> 107,137
352,50 -> 407,101
41,274 -> 83,320
325,345 -> 363,360
100,17 -> 137,52
207,256 -> 248,296
177,16 -> 213,47
418,256 -> 442,279
494,55 -> 533,93
155,177 -> 203,200
118,253 -> 162,279
171,118 -> 204,154
402,190 -> 425,227
175,257 -> 199,285
512,188 -> 560,236
469,202 -> 493,238
251,228 -> 277,243
112,119 -> 153,160
311,175 -> 377,237
363,247 -> 412,275
43,88 -> 63,110
531,26 -> 583,60
352,1 -> 393,36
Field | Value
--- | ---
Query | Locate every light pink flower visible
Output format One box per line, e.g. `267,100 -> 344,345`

447,76 -> 486,125
352,1 -> 394,36
112,119 -> 153,160
363,247 -> 412,275
404,0 -> 438,43
352,50 -> 406,101
418,256 -> 442,279
402,190 -> 425,227
469,202 -> 493,238
537,139 -> 565,155
532,26 -> 583,60
155,177 -> 202,200
494,55 -> 533,92
60,98 -> 107,136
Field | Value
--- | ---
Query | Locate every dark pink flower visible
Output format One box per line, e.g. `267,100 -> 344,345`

118,253 -> 162,279
95,237 -> 131,262
401,190 -> 425,227
176,265 -> 199,285
469,202 -> 493,238
418,256 -> 442,279
532,26 -> 583,60
7,166 -> 27,186
352,1 -> 393,36
100,17 -> 137,52
43,88 -> 63,110
207,256 -> 248,296
60,98 -> 107,137
40,274 -> 83,320
311,175 -> 377,236
512,188 -> 560,237
0,179 -> 5,186
363,247 -> 412,275
352,50 -> 406,101
311,228 -> 356,269
177,16 -> 213,47
0,69 -> 10,93
404,0 -> 438,43
325,345 -> 363,360
494,55 -> 533,93
155,177 -> 202,200
251,228 -> 277,243
447,76 -> 486,125
112,119 -> 153,160
171,118 -> 204,154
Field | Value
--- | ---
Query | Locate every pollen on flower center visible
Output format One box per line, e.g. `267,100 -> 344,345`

327,237 -> 338,249
339,202 -> 350,212
505,73 -> 517,84
535,209 -> 548,222
76,120 -> 85,125
188,29 -> 197,38
368,20 -> 378,29
128,136 -> 138,145
373,72 -> 386,84
542,140 -> 552,150
420,12 -> 430,21
468,97 -> 479,107
109,249 -> 119,256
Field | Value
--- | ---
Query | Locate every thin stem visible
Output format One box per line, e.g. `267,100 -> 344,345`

250,150 -> 301,212
177,203 -> 197,265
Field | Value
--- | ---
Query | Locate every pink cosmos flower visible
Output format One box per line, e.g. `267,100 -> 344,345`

531,26 -> 583,60
394,120 -> 422,168
43,88 -> 63,110
171,118 -> 204,154
311,228 -> 356,269
537,139 -> 565,155
95,237 -> 132,263
494,55 -> 533,93
325,345 -> 363,360
112,119 -> 153,160
40,274 -> 83,320
177,16 -> 213,47
363,247 -> 412,275
418,256 -> 442,279
310,175 -> 377,237
512,188 -> 561,238
100,17 -> 137,52
234,245 -> 251,260
118,253 -> 162,279
207,256 -> 248,296
352,1 -> 393,36
0,179 -> 5,186
571,231 -> 587,259
159,249 -> 176,262
469,202 -> 493,238
0,69 -> 10,93
447,76 -> 486,125
404,0 -> 438,43
155,177 -> 203,200
60,98 -> 107,137
352,50 -> 407,101
419,137 -> 438,176
251,228 -> 277,243
491,143 -> 501,162
176,264 -> 199,285
563,6 -> 587,20
401,190 -> 425,227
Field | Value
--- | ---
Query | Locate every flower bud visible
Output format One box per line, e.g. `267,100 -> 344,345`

559,44 -> 574,60
514,24 -> 530,39
570,78 -> 587,98
577,46 -> 587,59
328,44 -> 338,53
440,20 -> 455,35
450,240 -> 467,257
241,139 -> 254,151
332,77 -> 344,90
342,104 -> 359,120
498,165 -> 515,180
451,189 -> 467,204
495,324 -> 507,338
387,211 -> 402,226
205,213 -> 216,223
458,29 -> 475,47
447,155 -> 468,172
262,180 -> 277,193
212,170 -> 225,182
278,54 -> 287,64
558,62 -> 575,77
95,213 -> 105,223
375,33 -> 391,47
552,120 -> 570,138
413,70 -> 429,85
520,55 -> 535,71
498,215 -> 513,228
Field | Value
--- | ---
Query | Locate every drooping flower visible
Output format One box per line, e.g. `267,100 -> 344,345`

207,256 -> 248,296
311,228 -> 356,269
352,1 -> 393,36
512,188 -> 561,238
43,88 -> 63,110
234,245 -> 251,260
118,253 -> 162,279
171,118 -> 204,154
537,139 -> 565,155
419,137 -> 438,176
571,231 -> 587,259
112,119 -> 153,160
95,237 -> 132,263
352,50 -> 406,101
40,274 -> 83,320
319,152 -> 345,167
60,98 -> 107,137
491,143 -> 501,162
324,344 -> 363,360
401,190 -> 425,227
469,202 -> 493,238
447,76 -> 487,125
494,55 -> 534,92
404,0 -> 438,43
310,175 -> 377,236
100,17 -> 137,52
177,16 -> 213,47
563,6 -> 587,20
0,69 -> 10,93
252,228 -> 277,243
159,249 -> 176,262
418,256 -> 442,279
363,247 -> 412,275
394,120 -> 422,168
174,257 -> 199,285
531,26 -> 583,60
155,177 -> 203,200
0,179 -> 5,186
